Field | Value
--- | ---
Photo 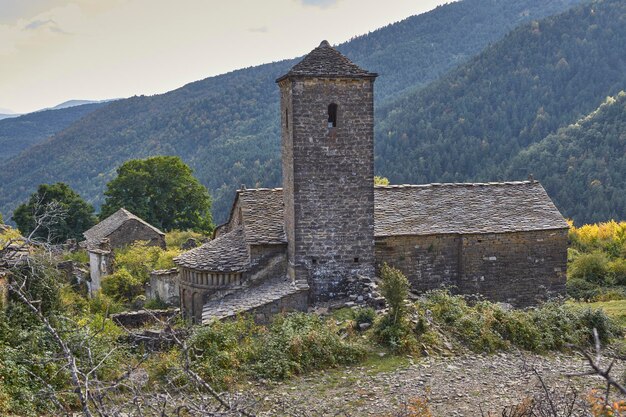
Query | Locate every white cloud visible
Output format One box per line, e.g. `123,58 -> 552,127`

0,0 -> 446,113
299,0 -> 340,8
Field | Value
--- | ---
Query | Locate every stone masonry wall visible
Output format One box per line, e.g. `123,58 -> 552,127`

146,268 -> 180,306
107,219 -> 165,249
374,229 -> 568,307
458,229 -> 568,307
375,235 -> 460,293
281,77 -> 376,300
234,288 -> 308,325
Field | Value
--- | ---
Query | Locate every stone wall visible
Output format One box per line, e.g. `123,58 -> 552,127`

374,229 -> 567,307
88,250 -> 112,294
179,244 -> 287,322
375,234 -> 460,293
110,308 -> 180,328
280,77 -> 376,301
107,219 -> 165,249
458,229 -> 568,306
146,268 -> 180,306
247,287 -> 309,324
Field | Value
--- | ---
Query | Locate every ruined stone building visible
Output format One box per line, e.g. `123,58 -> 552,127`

83,208 -> 165,294
175,41 -> 569,323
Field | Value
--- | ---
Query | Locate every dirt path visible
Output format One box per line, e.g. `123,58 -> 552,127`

245,352 -> 623,416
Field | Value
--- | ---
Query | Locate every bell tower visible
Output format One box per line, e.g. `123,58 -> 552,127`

276,40 -> 378,300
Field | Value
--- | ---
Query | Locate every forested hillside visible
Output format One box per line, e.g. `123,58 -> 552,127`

0,0 -> 586,223
508,92 -> 626,224
375,0 -> 626,223
0,102 -> 109,160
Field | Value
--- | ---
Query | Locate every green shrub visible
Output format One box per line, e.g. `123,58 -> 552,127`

379,263 -> 409,324
251,313 -> 366,380
165,230 -> 206,249
114,241 -> 182,285
144,295 -> 169,310
87,290 -> 124,315
62,249 -> 89,264
591,288 -> 626,302
566,278 -> 600,300
353,307 -> 376,326
609,259 -> 626,286
415,290 -> 621,353
101,268 -> 143,302
569,251 -> 610,284
188,317 -> 259,389
374,264 -> 417,353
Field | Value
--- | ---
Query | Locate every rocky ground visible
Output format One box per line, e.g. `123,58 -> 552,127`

244,351 -> 625,416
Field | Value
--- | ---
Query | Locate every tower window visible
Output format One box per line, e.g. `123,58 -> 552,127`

328,103 -> 337,128
286,108 -> 289,129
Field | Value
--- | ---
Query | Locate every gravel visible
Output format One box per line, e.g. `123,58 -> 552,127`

243,351 -> 624,416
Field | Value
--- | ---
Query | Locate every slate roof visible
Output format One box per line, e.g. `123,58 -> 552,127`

177,181 -> 567,271
276,40 -> 377,82
238,188 -> 286,245
374,181 -> 569,236
174,227 -> 249,272
83,208 -> 164,248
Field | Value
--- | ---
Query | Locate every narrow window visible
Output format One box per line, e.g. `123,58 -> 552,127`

286,108 -> 289,129
328,103 -> 337,128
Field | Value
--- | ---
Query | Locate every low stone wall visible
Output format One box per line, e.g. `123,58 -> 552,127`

246,287 -> 309,324
110,308 -> 180,328
146,268 -> 180,306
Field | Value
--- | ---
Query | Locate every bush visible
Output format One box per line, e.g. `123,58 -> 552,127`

144,295 -> 169,310
62,249 -> 89,264
188,317 -> 259,389
567,278 -> 601,301
114,241 -> 182,285
415,290 -> 621,353
353,307 -> 376,326
165,230 -> 206,249
374,264 -> 418,353
609,259 -> 626,286
101,268 -> 143,302
569,251 -> 610,285
251,313 -> 366,380
379,263 -> 409,323
87,290 -> 124,315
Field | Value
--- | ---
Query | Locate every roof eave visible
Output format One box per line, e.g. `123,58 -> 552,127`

275,73 -> 379,83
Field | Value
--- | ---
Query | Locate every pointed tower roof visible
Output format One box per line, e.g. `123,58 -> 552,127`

276,40 -> 377,82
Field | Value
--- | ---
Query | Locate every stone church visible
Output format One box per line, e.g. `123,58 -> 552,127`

175,41 -> 569,323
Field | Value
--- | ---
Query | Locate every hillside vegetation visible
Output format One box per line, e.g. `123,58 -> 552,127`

374,0 -> 626,224
508,92 -> 626,223
0,102 -> 108,161
0,0 -> 584,223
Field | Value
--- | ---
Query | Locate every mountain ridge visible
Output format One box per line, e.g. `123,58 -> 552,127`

0,0 -> 588,223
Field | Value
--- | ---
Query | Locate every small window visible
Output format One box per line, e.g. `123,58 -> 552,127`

328,103 -> 337,128
312,258 -> 318,265
286,108 -> 289,129
354,257 -> 359,263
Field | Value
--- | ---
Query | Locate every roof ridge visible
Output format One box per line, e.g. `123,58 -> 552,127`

276,40 -> 376,82
374,181 -> 537,189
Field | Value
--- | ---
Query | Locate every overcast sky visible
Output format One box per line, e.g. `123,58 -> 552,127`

0,0 -> 448,114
